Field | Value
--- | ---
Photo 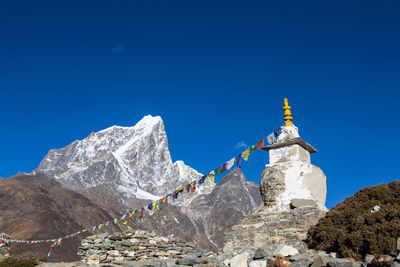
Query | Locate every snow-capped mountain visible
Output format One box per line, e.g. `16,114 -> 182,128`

32,115 -> 263,251
35,115 -> 201,201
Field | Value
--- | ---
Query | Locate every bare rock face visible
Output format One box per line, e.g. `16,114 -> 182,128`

260,125 -> 327,211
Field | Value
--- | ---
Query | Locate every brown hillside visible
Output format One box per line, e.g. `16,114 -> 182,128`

0,174 -> 121,262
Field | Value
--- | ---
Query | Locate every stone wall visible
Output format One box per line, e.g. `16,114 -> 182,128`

223,204 -> 326,253
78,230 -> 204,265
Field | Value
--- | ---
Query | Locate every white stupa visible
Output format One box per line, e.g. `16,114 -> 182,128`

260,98 -> 327,211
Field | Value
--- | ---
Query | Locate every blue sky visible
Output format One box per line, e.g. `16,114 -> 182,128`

0,1 -> 399,209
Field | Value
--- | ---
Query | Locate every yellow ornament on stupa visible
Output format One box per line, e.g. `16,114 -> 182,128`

283,98 -> 293,126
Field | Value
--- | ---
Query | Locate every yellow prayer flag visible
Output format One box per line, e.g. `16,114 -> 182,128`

152,200 -> 157,212
114,218 -> 118,224
123,220 -> 128,225
98,224 -> 103,229
208,174 -> 215,184
242,149 -> 250,161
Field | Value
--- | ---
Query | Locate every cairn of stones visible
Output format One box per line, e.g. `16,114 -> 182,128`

78,230 -> 204,265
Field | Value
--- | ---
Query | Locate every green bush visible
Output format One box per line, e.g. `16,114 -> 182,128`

0,258 -> 40,267
307,181 -> 400,260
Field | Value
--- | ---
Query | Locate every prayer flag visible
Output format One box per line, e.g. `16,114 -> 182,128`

138,208 -> 144,218
190,181 -> 196,192
267,132 -> 276,144
148,203 -> 153,210
198,175 -> 206,184
208,173 -> 215,184
274,128 -> 282,137
235,154 -> 242,168
242,149 -> 250,161
215,167 -> 222,176
152,201 -> 157,212
257,139 -> 264,150
221,163 -> 227,173
164,196 -> 168,206
226,158 -> 235,170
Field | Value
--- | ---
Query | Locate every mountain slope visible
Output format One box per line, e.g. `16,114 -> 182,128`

0,173 -> 120,262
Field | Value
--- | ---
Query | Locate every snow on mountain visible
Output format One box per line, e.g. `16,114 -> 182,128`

35,115 -> 202,200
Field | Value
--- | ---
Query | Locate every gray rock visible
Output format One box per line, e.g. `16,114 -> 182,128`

254,247 -> 276,259
390,262 -> 400,267
291,199 -> 318,209
364,254 -> 374,264
274,245 -> 298,257
230,252 -> 249,267
311,254 -> 331,267
327,258 -> 357,267
291,258 -> 313,267
176,256 -> 203,265
249,260 -> 267,267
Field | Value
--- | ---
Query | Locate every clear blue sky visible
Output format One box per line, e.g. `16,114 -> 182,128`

1,1 -> 399,209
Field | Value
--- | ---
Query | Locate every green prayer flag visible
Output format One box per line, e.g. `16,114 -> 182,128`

215,166 -> 222,176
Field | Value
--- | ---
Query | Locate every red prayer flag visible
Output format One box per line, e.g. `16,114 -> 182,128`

138,208 -> 144,218
257,139 -> 265,150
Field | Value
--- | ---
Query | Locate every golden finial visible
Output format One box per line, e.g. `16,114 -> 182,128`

283,98 -> 293,126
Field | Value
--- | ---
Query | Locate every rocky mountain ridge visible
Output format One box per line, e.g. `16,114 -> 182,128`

35,115 -> 202,203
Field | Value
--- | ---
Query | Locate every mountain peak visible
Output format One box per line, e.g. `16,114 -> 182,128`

96,115 -> 163,135
35,115 -> 200,201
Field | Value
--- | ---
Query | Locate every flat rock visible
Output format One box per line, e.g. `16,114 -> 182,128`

291,198 -> 318,209
249,260 -> 266,267
291,258 -> 313,267
230,252 -> 249,267
274,245 -> 299,257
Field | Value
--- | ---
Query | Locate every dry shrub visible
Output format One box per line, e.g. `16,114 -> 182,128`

306,181 -> 400,260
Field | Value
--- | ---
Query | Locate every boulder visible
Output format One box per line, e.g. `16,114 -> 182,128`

327,258 -> 359,267
291,258 -> 313,267
311,254 -> 331,267
248,260 -> 267,267
274,245 -> 299,257
230,252 -> 249,267
290,199 -> 317,209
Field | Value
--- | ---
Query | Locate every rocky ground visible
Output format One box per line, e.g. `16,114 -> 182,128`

26,230 -> 400,267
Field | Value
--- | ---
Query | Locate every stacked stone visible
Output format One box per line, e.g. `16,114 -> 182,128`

223,203 -> 326,253
78,230 -> 204,265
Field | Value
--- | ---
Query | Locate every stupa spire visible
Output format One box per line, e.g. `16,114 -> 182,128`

283,98 -> 293,126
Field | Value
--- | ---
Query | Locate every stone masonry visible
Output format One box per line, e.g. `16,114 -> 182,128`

78,230 -> 202,265
223,205 -> 325,253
